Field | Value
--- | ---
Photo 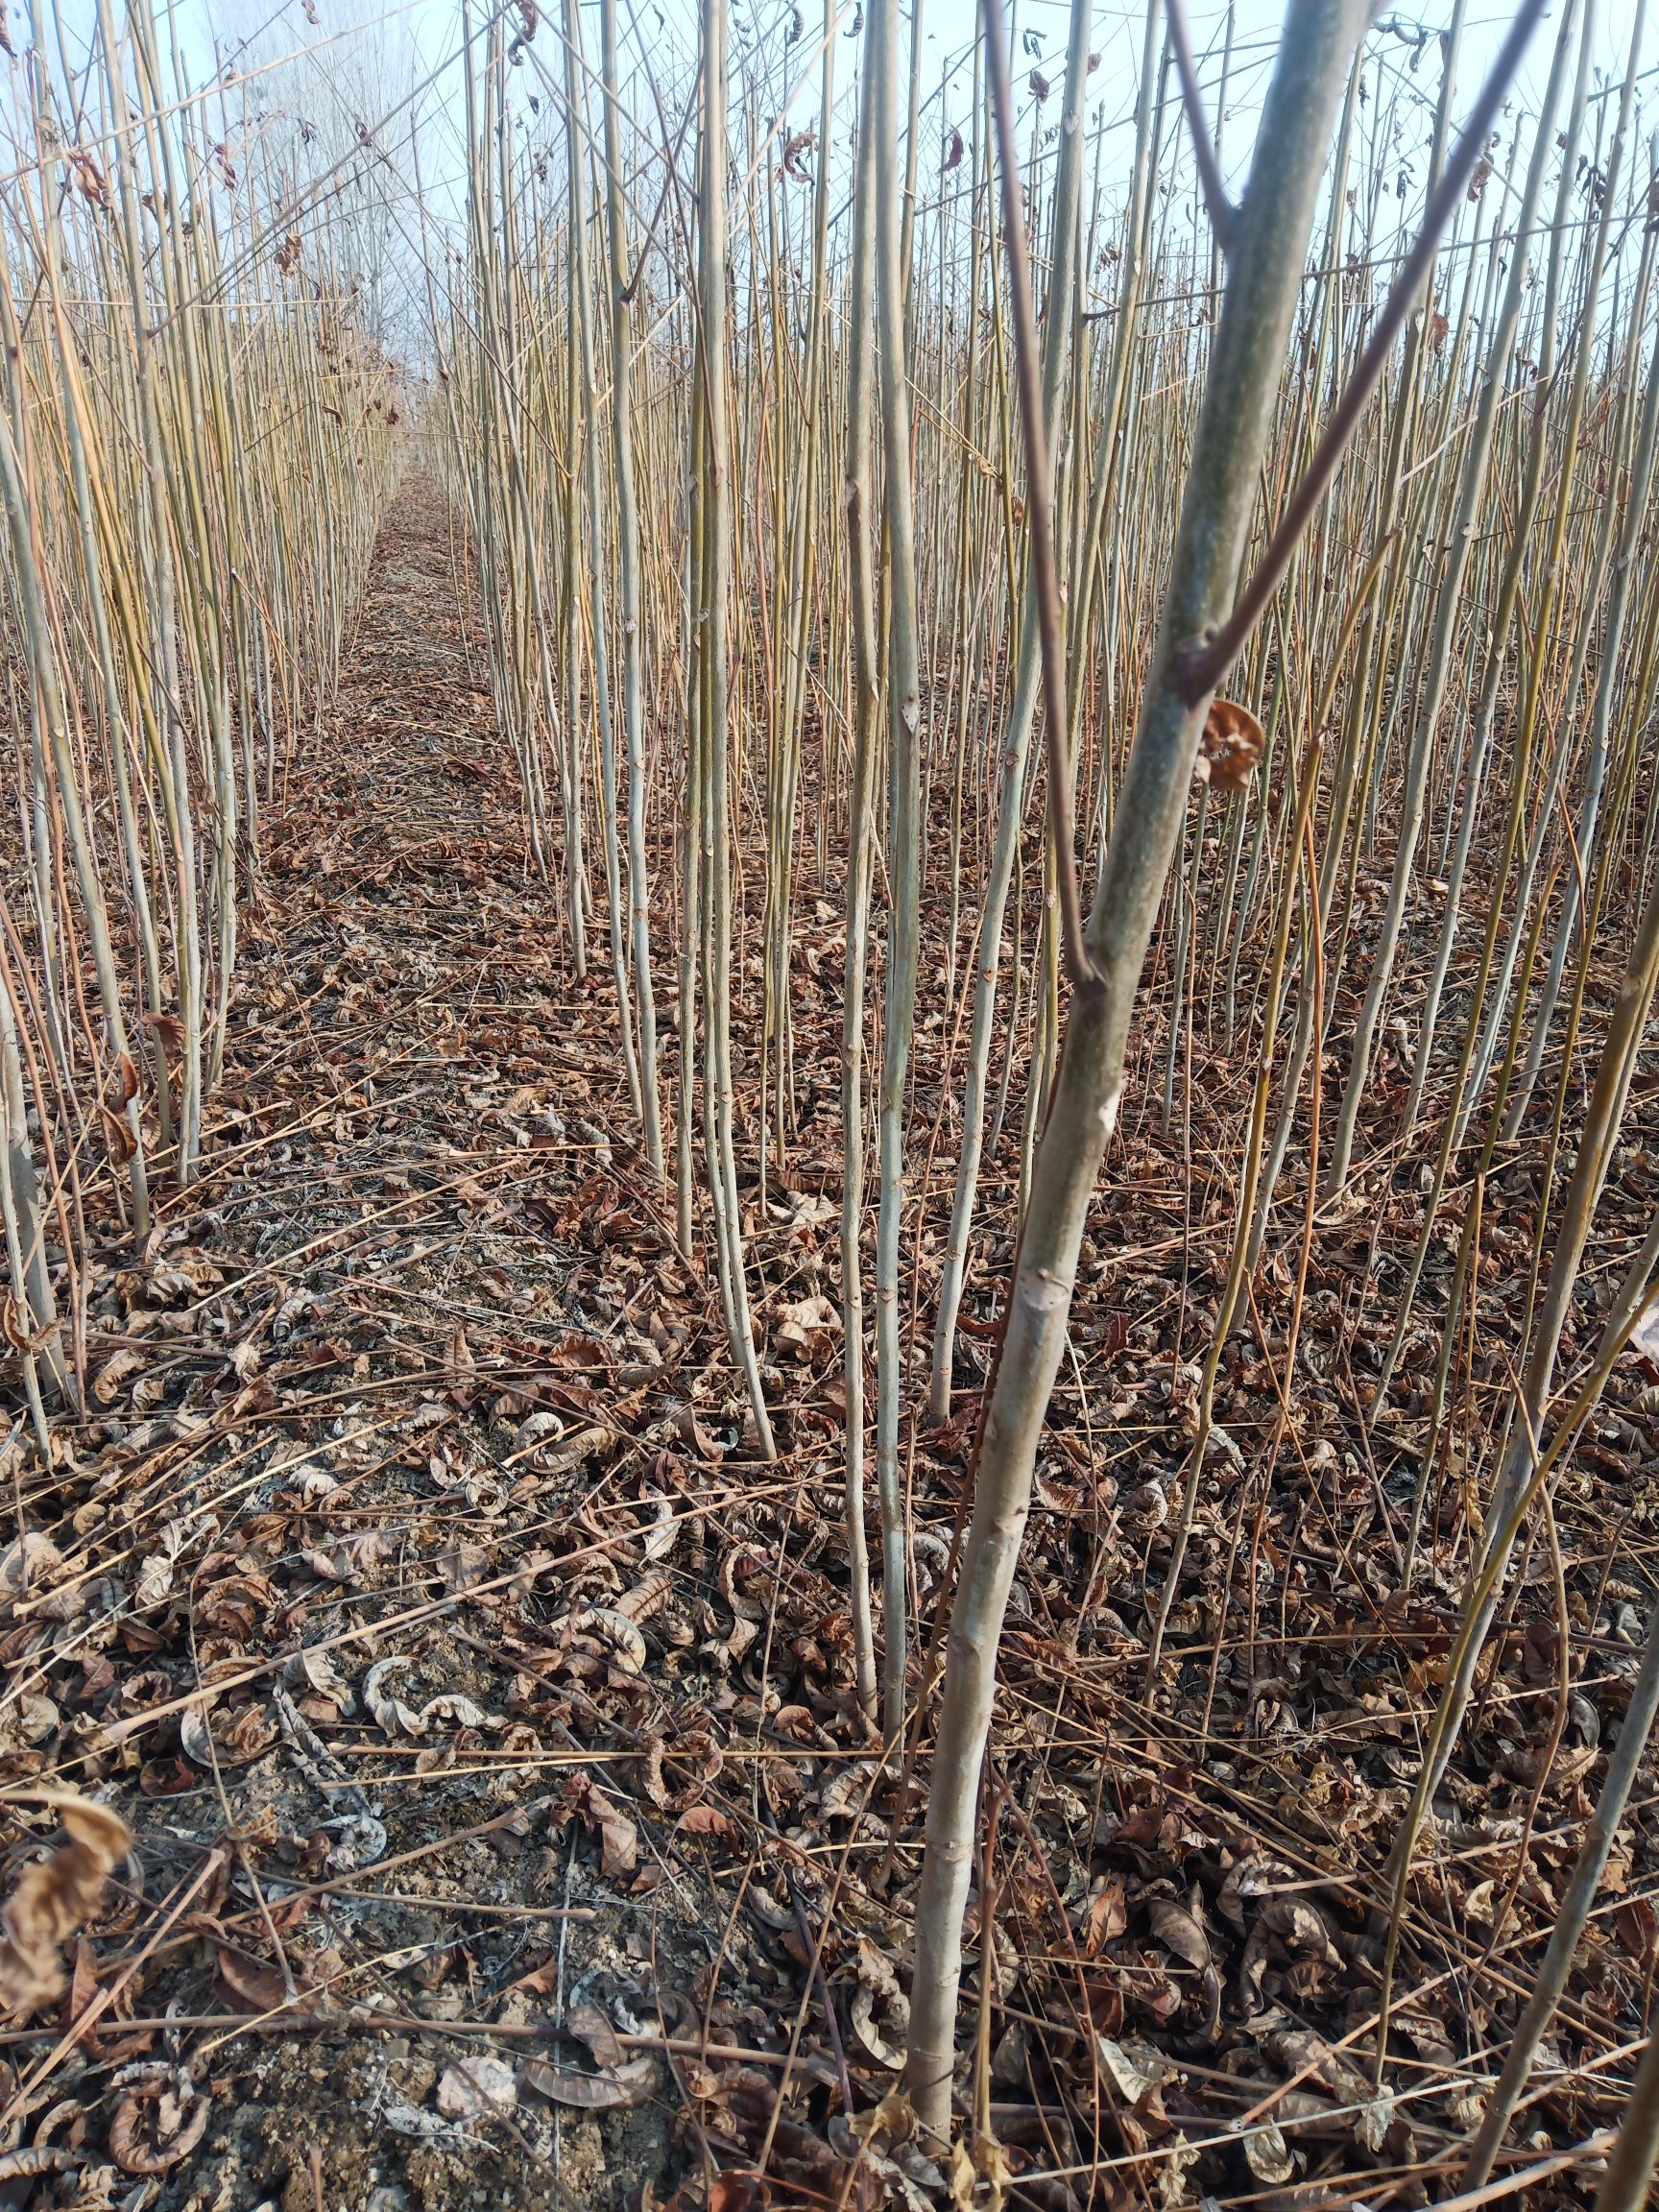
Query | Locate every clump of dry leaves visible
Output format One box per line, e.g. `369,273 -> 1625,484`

0,1792 -> 130,2017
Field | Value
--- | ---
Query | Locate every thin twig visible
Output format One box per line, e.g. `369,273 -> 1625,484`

1166,0 -> 1235,247
979,0 -> 1103,1003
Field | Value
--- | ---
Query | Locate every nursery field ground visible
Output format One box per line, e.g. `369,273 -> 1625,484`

6,478 -> 1659,2211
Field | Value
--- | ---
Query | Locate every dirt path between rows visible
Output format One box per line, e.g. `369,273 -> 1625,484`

6,478 -> 837,2212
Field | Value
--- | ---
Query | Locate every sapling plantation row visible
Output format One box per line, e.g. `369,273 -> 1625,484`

5,0 -> 1659,2196
0,0 -> 401,1431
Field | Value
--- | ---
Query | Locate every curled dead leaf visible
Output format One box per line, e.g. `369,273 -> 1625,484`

100,1102 -> 137,1163
1147,1896 -> 1211,1970
1239,1894 -> 1343,2013
108,2068 -> 211,2174
0,2149 -> 90,2183
283,1647 -> 355,1714
180,1698 -> 279,1767
674,1406 -> 726,1462
196,1568 -> 276,1640
144,1011 -> 185,1055
849,1983 -> 904,2070
1238,2117 -> 1297,2185
0,1532 -> 64,1606
632,1735 -> 668,1809
638,1492 -> 679,1562
709,2177 -> 764,2212
517,1421 -> 618,1479
364,1656 -> 500,1737
1215,1851 -> 1292,1932
519,2052 -> 658,2108
132,1547 -> 176,1612
1197,696 -> 1265,794
1083,1874 -> 1127,1955
1355,2092 -> 1395,2154
92,1348 -> 146,1405
773,1293 -> 839,1359
1266,2028 -> 1370,2108
781,128 -> 815,180
1094,2033 -> 1174,2106
746,1882 -> 794,1932
615,1570 -> 673,1624
947,2129 -> 1012,2212
676,1802 -> 739,1844
565,1998 -> 624,2069
548,1606 -> 647,1677
217,1945 -> 297,2014
0,1695 -> 57,1754
554,1774 -> 637,1878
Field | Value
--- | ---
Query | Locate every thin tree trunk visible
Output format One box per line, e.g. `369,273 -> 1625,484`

904,0 -> 1370,2137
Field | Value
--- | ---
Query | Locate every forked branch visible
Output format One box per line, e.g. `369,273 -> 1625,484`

1173,0 -> 1547,705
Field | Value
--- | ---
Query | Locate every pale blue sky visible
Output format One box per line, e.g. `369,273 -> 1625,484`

21,0 -> 1647,345
211,0 -> 1647,228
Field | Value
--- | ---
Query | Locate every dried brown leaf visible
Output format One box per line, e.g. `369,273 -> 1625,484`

217,1945 -> 296,2014
565,1998 -> 625,2068
108,2071 -> 212,2174
1197,696 -> 1265,793
1147,1896 -> 1211,1970
519,2052 -> 658,2108
1084,1875 -> 1127,1956
676,1802 -> 739,1843
0,1793 -> 130,2017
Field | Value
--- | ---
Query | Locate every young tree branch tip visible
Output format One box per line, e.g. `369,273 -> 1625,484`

1167,0 -> 1235,248
1171,0 -> 1549,708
